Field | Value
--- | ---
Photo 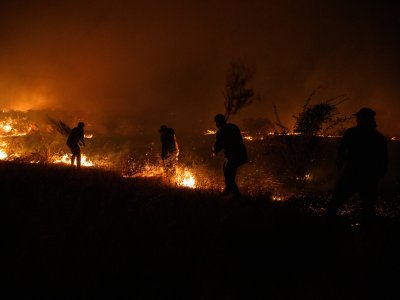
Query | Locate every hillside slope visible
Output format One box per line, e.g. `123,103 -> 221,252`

2,162 -> 400,299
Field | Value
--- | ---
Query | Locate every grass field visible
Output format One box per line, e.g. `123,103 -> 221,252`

2,161 -> 400,299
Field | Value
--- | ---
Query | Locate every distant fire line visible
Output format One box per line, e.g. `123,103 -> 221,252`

204,129 -> 345,140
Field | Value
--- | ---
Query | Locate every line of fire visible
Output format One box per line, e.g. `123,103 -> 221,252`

1,106 -> 398,205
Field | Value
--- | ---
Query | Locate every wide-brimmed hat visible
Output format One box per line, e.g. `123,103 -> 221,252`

353,107 -> 376,118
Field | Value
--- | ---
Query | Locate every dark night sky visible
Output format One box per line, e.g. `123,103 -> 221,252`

0,0 -> 399,135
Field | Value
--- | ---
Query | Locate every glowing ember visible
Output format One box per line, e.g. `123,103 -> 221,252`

272,195 -> 285,201
84,133 -> 94,139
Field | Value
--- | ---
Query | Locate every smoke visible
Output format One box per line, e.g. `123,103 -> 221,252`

0,0 -> 399,136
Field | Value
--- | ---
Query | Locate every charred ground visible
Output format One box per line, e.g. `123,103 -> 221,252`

2,161 -> 400,299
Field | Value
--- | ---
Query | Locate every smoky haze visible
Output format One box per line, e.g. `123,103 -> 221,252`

0,0 -> 399,136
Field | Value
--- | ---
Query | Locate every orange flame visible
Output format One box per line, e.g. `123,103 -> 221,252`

52,154 -> 94,167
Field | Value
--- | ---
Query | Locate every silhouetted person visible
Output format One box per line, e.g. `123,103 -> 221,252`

67,122 -> 85,169
326,107 -> 388,224
213,114 -> 248,198
159,125 -> 179,175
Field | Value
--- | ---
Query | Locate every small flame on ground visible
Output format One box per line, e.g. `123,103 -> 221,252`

204,129 -> 217,135
243,135 -> 254,141
272,195 -> 286,201
52,154 -> 94,167
176,168 -> 196,188
296,173 -> 312,181
271,191 -> 292,201
128,163 -> 197,189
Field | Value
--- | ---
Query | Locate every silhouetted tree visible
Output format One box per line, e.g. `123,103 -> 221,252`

223,62 -> 256,120
266,90 -> 351,185
293,92 -> 350,136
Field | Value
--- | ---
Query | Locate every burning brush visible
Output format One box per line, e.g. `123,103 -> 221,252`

124,160 -> 198,189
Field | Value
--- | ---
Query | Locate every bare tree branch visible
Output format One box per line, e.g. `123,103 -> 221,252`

223,62 -> 256,120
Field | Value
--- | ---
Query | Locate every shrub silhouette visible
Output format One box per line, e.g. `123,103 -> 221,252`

266,91 -> 350,185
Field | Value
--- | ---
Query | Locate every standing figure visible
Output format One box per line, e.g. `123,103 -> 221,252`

159,125 -> 179,175
67,122 -> 85,169
326,108 -> 388,223
212,114 -> 248,198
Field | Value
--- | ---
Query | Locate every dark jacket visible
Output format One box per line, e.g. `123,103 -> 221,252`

337,125 -> 388,179
67,127 -> 85,147
160,127 -> 178,159
214,123 -> 248,166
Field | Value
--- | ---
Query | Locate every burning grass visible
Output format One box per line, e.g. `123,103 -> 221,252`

0,111 -> 219,192
1,109 -> 400,203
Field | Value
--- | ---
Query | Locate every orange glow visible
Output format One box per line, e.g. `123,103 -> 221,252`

52,153 -> 94,167
0,117 -> 37,137
0,149 -> 7,160
127,163 -> 198,189
204,129 -> 216,135
0,115 -> 94,167
272,195 -> 285,201
175,167 -> 196,188
243,135 -> 254,141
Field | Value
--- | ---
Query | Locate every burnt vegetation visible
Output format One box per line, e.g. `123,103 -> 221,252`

265,91 -> 351,184
293,92 -> 350,136
2,161 -> 400,299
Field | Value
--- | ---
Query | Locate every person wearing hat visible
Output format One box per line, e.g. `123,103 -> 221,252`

212,114 -> 248,198
326,107 -> 388,224
159,125 -> 179,175
67,122 -> 85,169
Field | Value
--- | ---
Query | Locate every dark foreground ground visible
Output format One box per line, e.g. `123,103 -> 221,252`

2,162 -> 400,299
